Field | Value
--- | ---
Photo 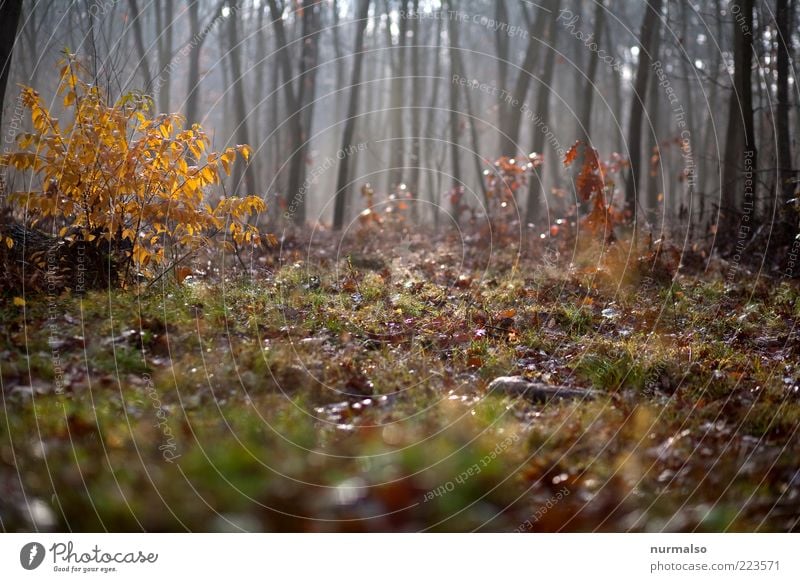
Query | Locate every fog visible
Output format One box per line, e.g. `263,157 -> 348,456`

2,0 -> 798,247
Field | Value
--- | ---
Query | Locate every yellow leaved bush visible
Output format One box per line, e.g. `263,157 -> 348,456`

0,57 -> 272,282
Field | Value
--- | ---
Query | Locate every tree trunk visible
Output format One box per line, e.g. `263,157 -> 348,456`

494,0 -> 510,154
127,0 -> 154,92
499,0 -> 555,157
645,42 -> 662,226
226,0 -> 257,196
408,0 -> 422,221
0,0 -> 23,138
698,0 -> 724,225
268,0 -> 312,224
332,0 -> 345,118
268,35 -> 282,201
610,33 -> 625,154
579,1 -> 606,142
676,0 -> 696,226
721,0 -> 757,238
424,15 -> 444,225
333,0 -> 371,231
184,0 -> 202,127
446,0 -> 461,191
387,0 -> 410,193
253,0 -> 266,154
623,0 -> 663,220
155,0 -> 173,112
296,0 -> 320,220
449,18 -> 488,209
298,0 -> 320,133
526,1 -> 560,225
776,0 -> 794,210
643,6 -> 663,225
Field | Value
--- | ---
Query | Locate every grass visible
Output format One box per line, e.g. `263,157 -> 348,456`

1,233 -> 798,532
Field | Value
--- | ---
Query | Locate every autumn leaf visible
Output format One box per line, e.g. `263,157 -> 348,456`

175,266 -> 193,284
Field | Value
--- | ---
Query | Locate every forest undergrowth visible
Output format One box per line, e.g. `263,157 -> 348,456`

2,227 -> 798,532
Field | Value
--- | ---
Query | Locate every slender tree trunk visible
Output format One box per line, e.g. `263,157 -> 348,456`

155,0 -> 173,112
298,0 -> 320,145
268,0 -> 310,224
226,0 -> 256,196
127,0 -> 154,92
364,8 -> 377,121
268,35 -> 283,213
387,0 -> 410,193
333,0 -> 371,230
452,46 -> 488,210
644,7 -> 663,225
526,1 -> 560,225
610,32 -> 625,154
446,0 -> 461,191
676,0 -> 696,226
408,0 -> 422,220
184,0 -> 202,127
698,0 -> 724,226
721,0 -> 757,238
579,1 -> 606,142
776,0 -> 794,210
332,0 -> 345,118
645,46 -> 662,226
623,0 -> 663,220
253,1 -> 266,152
443,4 -> 487,209
495,0 -> 510,154
296,0 -> 320,220
0,0 -> 22,138
499,0 -> 555,157
424,15 -> 444,225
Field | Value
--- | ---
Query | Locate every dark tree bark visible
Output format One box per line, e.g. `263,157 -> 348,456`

333,0 -> 371,231
155,0 -> 173,113
525,1 -> 559,225
127,0 -> 154,92
226,0 -> 257,196
331,0 -> 345,117
253,0 -> 266,153
424,15 -> 444,225
446,0 -> 461,190
387,0 -> 410,193
409,0 -> 422,220
447,10 -> 488,209
267,0 -> 320,225
0,0 -> 23,137
579,0 -> 606,142
298,0 -> 321,154
623,0 -> 663,220
698,0 -> 724,225
498,0 -> 556,157
184,0 -> 202,127
676,0 -> 697,224
268,34 -> 282,198
609,30 -> 625,154
721,0 -> 757,235
645,30 -> 663,226
494,0 -> 510,153
775,0 -> 794,208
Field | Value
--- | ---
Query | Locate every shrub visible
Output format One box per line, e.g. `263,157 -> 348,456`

0,56 -> 271,289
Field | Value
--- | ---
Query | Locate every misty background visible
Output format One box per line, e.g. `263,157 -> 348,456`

1,0 -> 797,248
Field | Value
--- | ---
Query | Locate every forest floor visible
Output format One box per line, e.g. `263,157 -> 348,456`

1,228 -> 799,532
